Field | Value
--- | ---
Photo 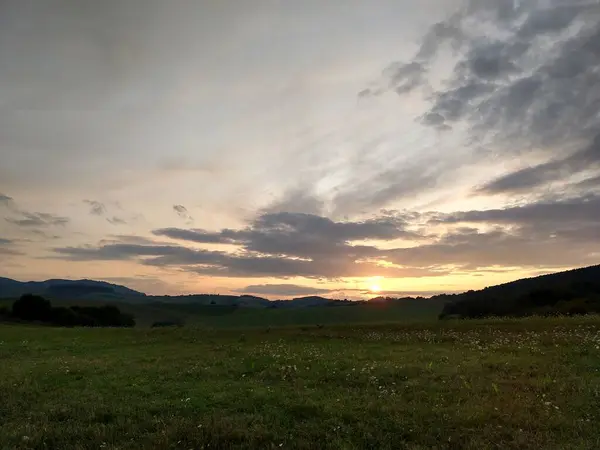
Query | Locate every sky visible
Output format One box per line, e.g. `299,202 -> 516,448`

1,0 -> 600,298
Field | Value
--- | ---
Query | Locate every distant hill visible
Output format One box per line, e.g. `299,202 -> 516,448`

0,278 -> 146,301
439,264 -> 600,318
150,294 -> 344,309
3,264 -> 600,318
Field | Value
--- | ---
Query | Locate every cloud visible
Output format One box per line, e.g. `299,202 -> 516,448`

153,227 -> 236,244
0,193 -> 14,206
372,0 -> 600,196
53,210 -> 448,279
576,173 -> 600,190
263,188 -> 325,216
432,194 -> 600,226
479,133 -> 600,194
107,216 -> 127,225
234,284 -> 333,296
99,235 -> 161,246
330,156 -> 448,218
53,241 -> 441,279
154,211 -> 421,259
383,61 -> 427,95
52,243 -> 217,262
385,224 -> 600,270
0,237 -> 24,256
83,199 -> 106,216
0,247 -> 23,256
173,204 -> 194,224
0,193 -> 19,213
2,194 -> 69,232
52,194 -> 600,278
6,211 -> 69,227
82,200 -> 129,225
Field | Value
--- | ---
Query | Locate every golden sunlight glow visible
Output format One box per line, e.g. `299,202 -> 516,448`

369,284 -> 382,293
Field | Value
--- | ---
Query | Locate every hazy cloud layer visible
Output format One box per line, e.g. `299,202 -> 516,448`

234,284 -> 333,296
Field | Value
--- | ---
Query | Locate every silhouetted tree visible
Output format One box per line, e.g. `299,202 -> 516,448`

9,294 -> 135,327
151,319 -> 184,328
12,294 -> 52,321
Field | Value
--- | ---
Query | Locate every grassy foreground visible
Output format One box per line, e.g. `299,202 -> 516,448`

1,317 -> 599,449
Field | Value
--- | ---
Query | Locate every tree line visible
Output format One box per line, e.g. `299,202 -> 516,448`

440,282 -> 600,319
0,294 -> 135,327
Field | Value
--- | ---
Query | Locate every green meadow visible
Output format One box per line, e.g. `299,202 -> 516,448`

0,298 -> 446,328
1,316 -> 600,449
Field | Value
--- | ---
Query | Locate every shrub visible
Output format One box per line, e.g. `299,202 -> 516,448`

151,320 -> 183,328
12,294 -> 52,321
10,295 -> 135,327
49,307 -> 80,327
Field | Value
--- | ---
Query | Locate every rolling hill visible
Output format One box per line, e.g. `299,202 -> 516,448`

3,264 -> 600,325
0,277 -> 146,301
439,264 -> 600,318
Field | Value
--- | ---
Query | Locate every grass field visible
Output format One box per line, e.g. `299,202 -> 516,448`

0,298 -> 447,328
1,316 -> 600,449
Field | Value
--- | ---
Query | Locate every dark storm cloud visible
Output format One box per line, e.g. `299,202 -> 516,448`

83,199 -> 106,216
372,0 -> 600,195
234,284 -> 332,296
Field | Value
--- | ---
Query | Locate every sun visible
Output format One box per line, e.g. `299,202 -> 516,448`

369,284 -> 382,293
